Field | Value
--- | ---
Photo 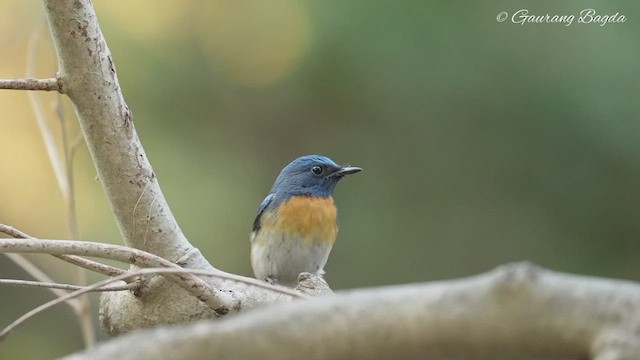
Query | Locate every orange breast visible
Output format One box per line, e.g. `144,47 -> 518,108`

275,196 -> 338,244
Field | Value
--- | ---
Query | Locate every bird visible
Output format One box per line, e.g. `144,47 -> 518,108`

250,155 -> 362,287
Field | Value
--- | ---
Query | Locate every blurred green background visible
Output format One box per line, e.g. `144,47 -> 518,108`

1,0 -> 639,358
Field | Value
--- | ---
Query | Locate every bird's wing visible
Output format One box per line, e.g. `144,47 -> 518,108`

252,193 -> 275,233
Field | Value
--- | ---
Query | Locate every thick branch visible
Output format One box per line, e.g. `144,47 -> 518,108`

43,0 -> 195,263
0,77 -> 60,91
65,263 -> 640,360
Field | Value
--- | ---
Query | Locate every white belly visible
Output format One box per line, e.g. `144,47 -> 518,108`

251,231 -> 333,287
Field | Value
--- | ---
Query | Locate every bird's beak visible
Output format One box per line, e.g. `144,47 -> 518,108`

328,166 -> 362,178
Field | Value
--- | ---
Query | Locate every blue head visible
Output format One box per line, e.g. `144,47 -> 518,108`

270,155 -> 361,201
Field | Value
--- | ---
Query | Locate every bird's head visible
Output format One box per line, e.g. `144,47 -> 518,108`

271,155 -> 361,199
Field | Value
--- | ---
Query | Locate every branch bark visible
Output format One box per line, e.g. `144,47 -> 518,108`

64,263 -> 640,360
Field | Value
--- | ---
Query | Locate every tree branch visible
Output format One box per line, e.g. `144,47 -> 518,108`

64,263 -> 640,360
43,0 -> 196,264
0,78 -> 60,91
0,279 -> 136,292
0,267 -> 302,342
0,238 -> 235,314
4,253 -> 82,311
55,254 -> 125,278
1,224 -> 124,277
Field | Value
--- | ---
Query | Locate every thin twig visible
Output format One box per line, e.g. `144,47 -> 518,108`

27,18 -> 69,200
68,131 -> 85,160
57,94 -> 80,240
0,78 -> 60,91
0,224 -> 32,239
4,253 -> 81,310
0,224 -> 125,277
0,267 -> 306,342
4,254 -> 102,347
56,254 -> 125,277
0,278 -> 137,292
55,86 -> 95,347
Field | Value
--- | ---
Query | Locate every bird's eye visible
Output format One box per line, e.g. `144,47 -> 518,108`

311,165 -> 323,175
